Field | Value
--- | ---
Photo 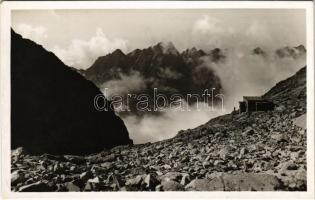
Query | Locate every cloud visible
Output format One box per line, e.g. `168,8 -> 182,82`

191,15 -> 236,49
113,47 -> 305,144
193,15 -> 226,35
200,48 -> 306,111
158,67 -> 183,80
245,20 -> 268,39
15,24 -> 48,44
122,102 -> 225,144
100,71 -> 146,97
190,15 -> 300,51
52,28 -> 128,69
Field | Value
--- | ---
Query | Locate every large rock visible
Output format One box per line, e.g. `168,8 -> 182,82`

221,173 -> 282,191
11,30 -> 132,155
18,181 -> 55,192
65,182 -> 81,192
159,172 -> 186,182
278,168 -> 306,191
160,180 -> 184,191
277,161 -> 306,191
185,173 -> 282,191
293,114 -> 306,130
11,171 -> 24,186
185,179 -> 224,191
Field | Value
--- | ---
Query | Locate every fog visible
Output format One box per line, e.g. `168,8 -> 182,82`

122,103 -> 226,144
121,47 -> 305,144
202,48 -> 306,111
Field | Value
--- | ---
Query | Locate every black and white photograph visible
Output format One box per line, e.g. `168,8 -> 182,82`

0,0 -> 314,198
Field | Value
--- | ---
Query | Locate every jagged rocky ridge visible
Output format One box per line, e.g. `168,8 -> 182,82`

83,42 -> 223,114
81,43 -> 306,115
11,29 -> 133,155
11,66 -> 307,191
252,45 -> 306,59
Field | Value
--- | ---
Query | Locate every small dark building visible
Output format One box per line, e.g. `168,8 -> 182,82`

239,96 -> 274,113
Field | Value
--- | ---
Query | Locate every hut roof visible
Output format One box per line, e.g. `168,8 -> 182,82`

243,96 -> 263,101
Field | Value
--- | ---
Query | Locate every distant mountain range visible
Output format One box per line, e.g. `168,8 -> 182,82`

82,42 -> 306,85
252,45 -> 306,58
84,41 -> 223,92
81,42 -> 224,114
78,42 -> 305,114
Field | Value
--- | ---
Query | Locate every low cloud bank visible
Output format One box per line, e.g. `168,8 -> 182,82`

203,48 -> 306,111
116,46 -> 305,144
122,102 -> 225,144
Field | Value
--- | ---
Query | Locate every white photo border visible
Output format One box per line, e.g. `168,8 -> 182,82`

1,1 -> 314,199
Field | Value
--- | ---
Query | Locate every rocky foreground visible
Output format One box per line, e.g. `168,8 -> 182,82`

11,67 -> 307,192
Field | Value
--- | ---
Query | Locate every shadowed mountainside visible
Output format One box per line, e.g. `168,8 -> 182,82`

11,29 -> 133,155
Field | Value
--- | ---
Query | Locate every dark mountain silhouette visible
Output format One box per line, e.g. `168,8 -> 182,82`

84,42 -> 223,114
11,29 -> 133,155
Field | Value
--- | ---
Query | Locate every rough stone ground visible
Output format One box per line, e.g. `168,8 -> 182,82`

11,109 -> 306,192
11,67 -> 307,192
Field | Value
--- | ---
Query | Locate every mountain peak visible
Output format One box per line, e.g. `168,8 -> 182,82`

182,47 -> 206,58
209,48 -> 226,63
111,49 -> 125,56
153,41 -> 179,55
294,45 -> 306,53
275,45 -> 306,59
252,47 -> 267,57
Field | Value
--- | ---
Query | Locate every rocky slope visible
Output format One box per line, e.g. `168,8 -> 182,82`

11,29 -> 133,155
11,66 -> 307,191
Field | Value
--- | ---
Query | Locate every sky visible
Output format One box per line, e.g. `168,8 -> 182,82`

11,9 -> 307,143
12,9 -> 306,69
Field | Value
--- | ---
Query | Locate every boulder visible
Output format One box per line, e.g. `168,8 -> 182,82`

79,171 -> 92,182
221,173 -> 282,191
18,181 -> 55,192
185,179 -> 224,191
84,177 -> 101,191
159,172 -> 184,182
125,175 -> 144,190
65,182 -> 81,192
161,180 -> 184,191
293,114 -> 306,129
242,128 -> 255,136
277,167 -> 306,191
271,132 -> 288,143
218,146 -> 230,160
11,171 -> 24,186
143,174 -> 159,190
